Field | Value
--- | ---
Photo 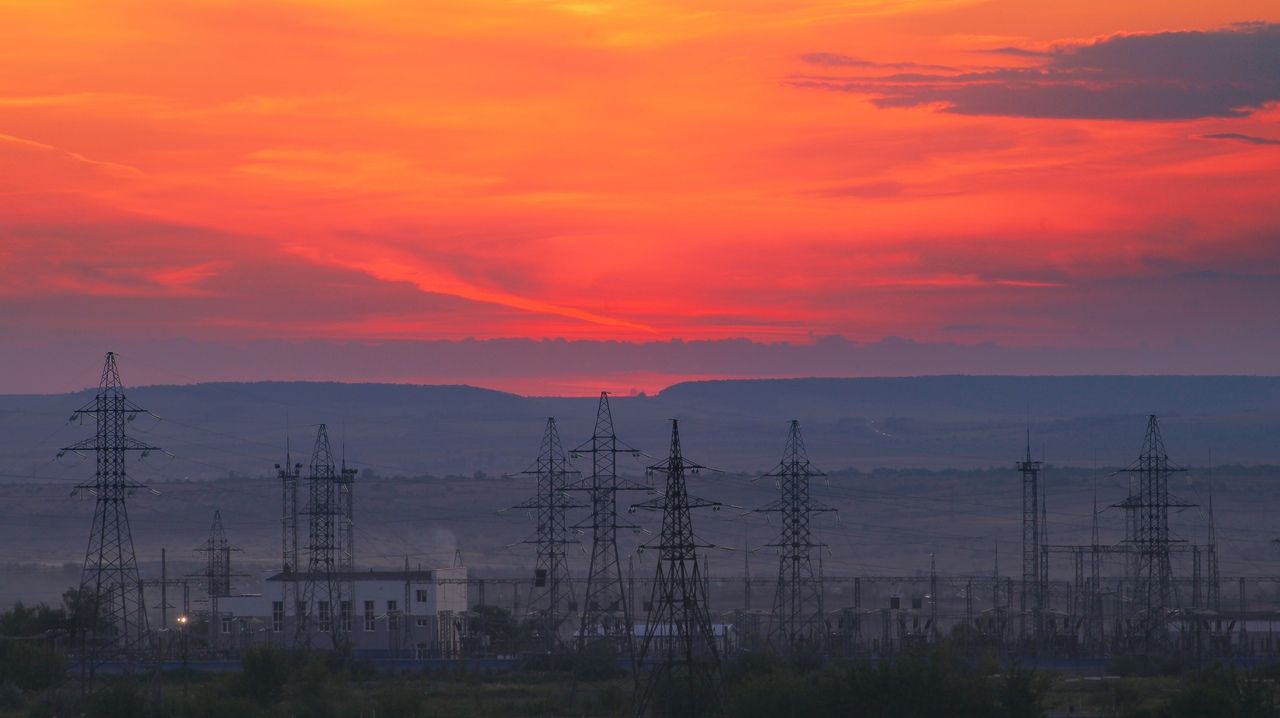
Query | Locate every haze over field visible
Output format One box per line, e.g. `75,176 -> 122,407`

2,374 -> 1276,608
3,376 -> 1278,480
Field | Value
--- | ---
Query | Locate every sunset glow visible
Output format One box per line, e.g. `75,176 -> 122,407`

1,1 -> 1278,393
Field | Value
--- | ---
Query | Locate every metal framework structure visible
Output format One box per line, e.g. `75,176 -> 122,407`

1019,431 -> 1044,644
337,445 -> 356,631
195,509 -> 241,653
1115,415 -> 1194,646
276,444 -> 302,646
634,420 -> 723,718
512,418 -> 582,653
143,548 -> 187,663
570,393 -> 647,658
199,509 -> 234,599
62,352 -> 160,677
755,420 -> 833,652
1206,463 -> 1221,612
298,424 -> 355,649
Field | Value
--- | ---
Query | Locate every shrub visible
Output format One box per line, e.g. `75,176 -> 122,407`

85,678 -> 149,718
237,645 -> 297,704
0,642 -> 64,692
722,647 -> 1046,718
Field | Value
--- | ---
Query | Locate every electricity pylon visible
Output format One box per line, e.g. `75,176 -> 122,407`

512,418 -> 582,653
1117,415 -> 1193,647
1019,429 -> 1044,646
298,424 -> 354,649
195,509 -> 241,654
61,352 -> 161,680
754,420 -> 833,653
276,443 -> 302,645
633,419 -> 723,718
199,509 -> 235,599
570,393 -> 647,660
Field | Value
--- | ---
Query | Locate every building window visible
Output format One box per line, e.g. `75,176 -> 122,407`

364,600 -> 376,631
416,589 -> 429,603
318,601 -> 331,632
387,600 -> 399,632
221,617 -> 232,634
340,600 -> 352,633
271,601 -> 284,633
416,617 -> 429,628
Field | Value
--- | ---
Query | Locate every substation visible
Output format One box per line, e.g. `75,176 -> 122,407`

51,352 -> 1280,709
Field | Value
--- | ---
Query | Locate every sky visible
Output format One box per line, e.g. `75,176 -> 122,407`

1,1 -> 1278,395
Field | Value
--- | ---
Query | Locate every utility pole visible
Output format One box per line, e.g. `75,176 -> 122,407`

1090,464 -> 1103,650
570,393 -> 647,662
143,548 -> 185,665
181,580 -> 190,697
633,420 -> 724,718
1207,452 -> 1221,612
929,553 -> 938,642
62,352 -> 161,683
161,549 -> 169,633
755,420 -> 833,653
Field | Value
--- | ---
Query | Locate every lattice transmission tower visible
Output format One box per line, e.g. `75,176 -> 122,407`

195,509 -> 241,653
570,393 -> 647,659
199,509 -> 234,599
1115,414 -> 1194,646
754,420 -> 833,652
298,424 -> 356,649
61,351 -> 161,677
511,418 -> 582,653
1018,430 -> 1044,645
336,443 -> 356,628
633,419 -> 723,718
276,442 -> 303,645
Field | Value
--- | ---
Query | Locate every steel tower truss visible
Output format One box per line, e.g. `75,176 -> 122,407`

276,446 -> 302,645
198,509 -> 235,599
1019,432 -> 1044,643
513,418 -> 582,653
62,352 -> 161,674
1115,415 -> 1193,646
755,420 -> 834,652
570,393 -> 647,658
633,420 -> 723,718
298,424 -> 354,649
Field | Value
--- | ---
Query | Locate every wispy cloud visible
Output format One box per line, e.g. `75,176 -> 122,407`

1202,132 -> 1280,145
799,52 -> 956,72
0,132 -> 141,175
284,242 -> 655,333
788,23 -> 1280,120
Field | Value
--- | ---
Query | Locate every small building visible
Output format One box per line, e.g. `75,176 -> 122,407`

632,622 -> 738,658
211,566 -> 467,659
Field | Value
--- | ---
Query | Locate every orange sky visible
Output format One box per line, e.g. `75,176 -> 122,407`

1,1 -> 1278,390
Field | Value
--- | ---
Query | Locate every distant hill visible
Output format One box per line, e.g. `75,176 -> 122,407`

2,376 -> 1276,486
658,375 -> 1280,419
2,376 -> 1279,605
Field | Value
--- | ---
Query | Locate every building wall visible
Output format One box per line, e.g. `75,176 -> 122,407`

209,567 -> 468,658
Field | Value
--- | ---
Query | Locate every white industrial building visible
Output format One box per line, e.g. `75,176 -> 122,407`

212,566 -> 468,659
